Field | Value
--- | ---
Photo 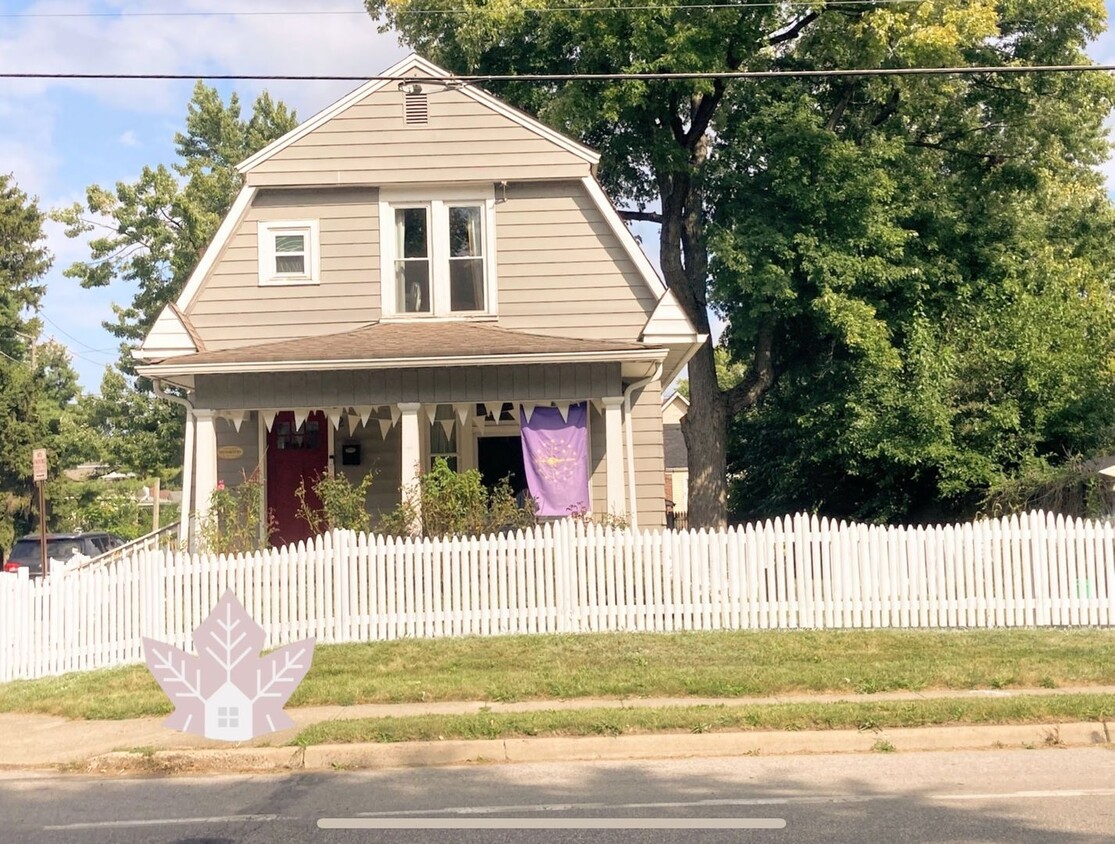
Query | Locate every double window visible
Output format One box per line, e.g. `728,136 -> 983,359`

381,190 -> 496,317
258,221 -> 320,286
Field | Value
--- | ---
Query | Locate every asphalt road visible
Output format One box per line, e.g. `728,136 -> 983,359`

2,747 -> 1114,843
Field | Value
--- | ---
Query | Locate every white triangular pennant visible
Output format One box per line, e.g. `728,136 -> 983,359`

327,407 -> 344,429
520,402 -> 536,425
557,403 -> 570,424
229,411 -> 245,433
347,411 -> 361,432
357,406 -> 375,426
379,418 -> 393,439
424,404 -> 438,426
260,410 -> 277,432
454,403 -> 470,428
389,405 -> 401,426
294,409 -> 308,430
439,418 -> 455,440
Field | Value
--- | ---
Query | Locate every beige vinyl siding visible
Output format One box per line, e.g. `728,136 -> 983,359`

495,182 -> 658,342
215,414 -> 261,490
334,416 -> 402,519
247,91 -> 590,186
187,188 -> 380,350
631,380 -> 666,528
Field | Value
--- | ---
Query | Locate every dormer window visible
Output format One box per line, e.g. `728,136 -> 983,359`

380,187 -> 497,318
257,220 -> 320,286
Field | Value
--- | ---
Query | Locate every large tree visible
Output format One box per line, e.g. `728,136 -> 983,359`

0,173 -> 52,548
369,0 -> 1115,526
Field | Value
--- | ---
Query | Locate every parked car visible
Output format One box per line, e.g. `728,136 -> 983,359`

2,532 -> 126,577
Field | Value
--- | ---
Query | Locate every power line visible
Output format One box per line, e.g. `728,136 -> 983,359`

1,64 -> 1111,82
0,1 -> 938,19
39,313 -> 116,356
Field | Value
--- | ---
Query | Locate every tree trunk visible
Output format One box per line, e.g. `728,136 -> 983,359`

681,342 -> 729,528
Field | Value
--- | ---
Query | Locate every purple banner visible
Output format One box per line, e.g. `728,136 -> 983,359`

520,402 -> 590,517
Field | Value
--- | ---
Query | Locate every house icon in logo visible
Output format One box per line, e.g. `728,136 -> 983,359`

206,681 -> 254,742
144,590 -> 316,742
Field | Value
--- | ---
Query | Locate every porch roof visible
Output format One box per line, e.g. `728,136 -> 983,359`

137,321 -> 665,378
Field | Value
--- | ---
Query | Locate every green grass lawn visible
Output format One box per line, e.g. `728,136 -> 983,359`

1,628 -> 1113,720
291,693 -> 1115,746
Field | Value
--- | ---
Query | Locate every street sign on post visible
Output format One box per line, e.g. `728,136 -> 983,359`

32,448 -> 47,577
32,448 -> 47,482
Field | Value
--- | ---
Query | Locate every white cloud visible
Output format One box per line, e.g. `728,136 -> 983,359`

117,129 -> 139,147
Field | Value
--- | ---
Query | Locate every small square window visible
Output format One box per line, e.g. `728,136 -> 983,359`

217,706 -> 240,729
259,221 -> 319,286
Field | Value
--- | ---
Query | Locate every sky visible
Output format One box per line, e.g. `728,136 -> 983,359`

3,0 -> 1115,390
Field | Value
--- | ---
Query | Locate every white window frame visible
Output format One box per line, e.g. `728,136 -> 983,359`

379,186 -> 498,318
257,220 -> 321,286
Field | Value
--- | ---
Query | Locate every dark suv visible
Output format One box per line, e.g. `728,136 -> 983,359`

2,532 -> 126,577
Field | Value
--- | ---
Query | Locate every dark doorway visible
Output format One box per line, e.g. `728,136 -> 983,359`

478,436 -> 528,497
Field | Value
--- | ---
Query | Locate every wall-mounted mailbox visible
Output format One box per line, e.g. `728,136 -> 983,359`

341,442 -> 362,466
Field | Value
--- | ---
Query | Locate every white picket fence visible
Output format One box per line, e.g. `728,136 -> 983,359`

2,510 -> 1113,681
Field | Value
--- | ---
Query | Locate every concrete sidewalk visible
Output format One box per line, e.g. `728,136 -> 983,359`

2,686 -> 1112,773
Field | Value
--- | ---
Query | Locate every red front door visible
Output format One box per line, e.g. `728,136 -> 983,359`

266,411 -> 329,547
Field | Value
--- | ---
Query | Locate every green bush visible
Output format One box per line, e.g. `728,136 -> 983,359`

198,468 -> 272,554
379,458 -> 536,538
296,471 -> 375,534
47,477 -> 179,540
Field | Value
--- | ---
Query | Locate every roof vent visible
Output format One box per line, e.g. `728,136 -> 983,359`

404,91 -> 428,125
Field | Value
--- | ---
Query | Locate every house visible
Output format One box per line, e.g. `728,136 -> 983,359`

135,54 -> 705,546
204,681 -> 253,742
662,392 -> 689,522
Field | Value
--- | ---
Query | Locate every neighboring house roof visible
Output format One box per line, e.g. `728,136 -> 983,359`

663,423 -> 688,470
140,321 -> 666,377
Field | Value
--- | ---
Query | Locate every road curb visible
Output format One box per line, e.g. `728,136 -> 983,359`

74,721 -> 1113,775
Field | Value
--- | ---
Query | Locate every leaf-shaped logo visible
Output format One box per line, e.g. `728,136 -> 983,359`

143,590 -> 315,741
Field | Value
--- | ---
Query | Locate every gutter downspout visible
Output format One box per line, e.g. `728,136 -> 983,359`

623,361 -> 663,532
152,379 -> 195,549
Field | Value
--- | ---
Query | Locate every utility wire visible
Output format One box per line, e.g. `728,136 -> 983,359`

0,1 -> 942,19
1,64 -> 1111,82
39,313 -> 117,356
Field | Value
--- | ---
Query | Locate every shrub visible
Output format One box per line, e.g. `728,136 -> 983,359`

296,471 -> 375,534
198,468 -> 273,554
379,458 -> 536,538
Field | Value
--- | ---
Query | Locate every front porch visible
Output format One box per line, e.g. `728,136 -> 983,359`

142,321 -> 673,546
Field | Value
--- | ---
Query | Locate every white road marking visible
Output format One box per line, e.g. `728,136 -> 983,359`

934,788 -> 1115,801
43,814 -> 296,830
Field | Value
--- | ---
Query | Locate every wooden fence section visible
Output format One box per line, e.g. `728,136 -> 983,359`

2,511 -> 1113,681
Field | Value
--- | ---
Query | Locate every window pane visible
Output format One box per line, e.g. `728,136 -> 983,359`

448,206 -> 482,258
275,255 -> 306,274
449,258 -> 485,311
396,207 -> 428,258
274,234 -> 305,254
396,260 -> 431,312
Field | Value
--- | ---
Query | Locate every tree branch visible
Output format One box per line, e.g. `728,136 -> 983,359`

767,11 -> 820,47
825,83 -> 855,132
724,322 -> 777,415
619,209 -> 664,224
872,88 -> 901,126
907,139 -> 1006,165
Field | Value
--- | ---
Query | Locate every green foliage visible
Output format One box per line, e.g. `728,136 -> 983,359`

379,458 -> 536,538
296,472 -> 375,534
198,470 -> 273,555
47,478 -> 179,541
0,173 -> 53,550
370,0 -> 1115,523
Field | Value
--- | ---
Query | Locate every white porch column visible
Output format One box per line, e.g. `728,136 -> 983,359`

178,410 -> 195,546
398,402 -> 422,529
193,409 -> 219,530
601,396 -> 626,518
